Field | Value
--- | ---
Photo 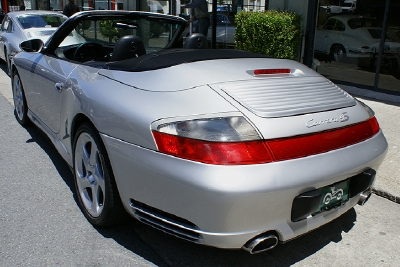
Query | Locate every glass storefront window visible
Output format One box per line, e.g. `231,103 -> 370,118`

314,0 -> 399,94
377,2 -> 400,92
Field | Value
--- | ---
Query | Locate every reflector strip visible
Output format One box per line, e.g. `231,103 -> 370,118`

266,117 -> 380,161
254,69 -> 291,75
153,117 -> 379,165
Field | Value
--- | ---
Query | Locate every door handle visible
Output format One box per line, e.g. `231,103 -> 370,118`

55,82 -> 63,92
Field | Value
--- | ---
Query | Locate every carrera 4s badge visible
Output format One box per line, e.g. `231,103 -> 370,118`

306,112 -> 349,128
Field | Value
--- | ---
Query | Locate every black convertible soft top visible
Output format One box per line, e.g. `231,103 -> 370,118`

104,49 -> 270,72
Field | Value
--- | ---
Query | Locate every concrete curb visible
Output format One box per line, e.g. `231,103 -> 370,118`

339,84 -> 400,105
372,188 -> 400,204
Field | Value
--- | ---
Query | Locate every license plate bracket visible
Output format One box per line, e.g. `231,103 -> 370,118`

315,179 -> 350,214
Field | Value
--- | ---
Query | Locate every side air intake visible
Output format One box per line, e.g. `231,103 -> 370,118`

130,199 -> 203,243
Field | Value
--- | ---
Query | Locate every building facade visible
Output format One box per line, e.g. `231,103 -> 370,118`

1,0 -> 399,94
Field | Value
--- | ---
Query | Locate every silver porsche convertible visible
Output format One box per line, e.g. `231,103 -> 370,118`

11,11 -> 388,254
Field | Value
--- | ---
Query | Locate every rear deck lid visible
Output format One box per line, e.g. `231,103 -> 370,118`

216,76 -> 356,118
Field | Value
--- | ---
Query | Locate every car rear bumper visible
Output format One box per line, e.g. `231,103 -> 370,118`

102,130 -> 388,249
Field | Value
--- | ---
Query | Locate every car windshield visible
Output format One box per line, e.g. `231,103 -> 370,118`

17,14 -> 66,29
75,17 -> 182,52
347,18 -> 382,29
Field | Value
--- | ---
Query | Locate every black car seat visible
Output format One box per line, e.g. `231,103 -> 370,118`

111,35 -> 146,61
183,33 -> 209,49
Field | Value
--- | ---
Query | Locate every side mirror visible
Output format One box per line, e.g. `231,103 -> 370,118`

20,39 -> 44,53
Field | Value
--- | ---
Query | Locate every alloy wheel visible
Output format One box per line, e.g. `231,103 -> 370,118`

13,73 -> 25,122
74,132 -> 106,217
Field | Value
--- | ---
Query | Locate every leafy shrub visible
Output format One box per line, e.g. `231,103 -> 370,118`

99,20 -> 124,42
235,10 -> 302,59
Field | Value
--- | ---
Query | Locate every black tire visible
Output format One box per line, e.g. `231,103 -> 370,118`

331,44 -> 346,62
73,122 -> 128,227
12,70 -> 30,126
376,57 -> 397,74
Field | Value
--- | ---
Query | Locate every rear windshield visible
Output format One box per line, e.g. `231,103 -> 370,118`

368,29 -> 394,41
347,18 -> 381,29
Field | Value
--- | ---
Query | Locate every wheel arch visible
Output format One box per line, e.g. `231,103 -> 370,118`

70,113 -> 94,149
330,43 -> 346,53
10,61 -> 18,77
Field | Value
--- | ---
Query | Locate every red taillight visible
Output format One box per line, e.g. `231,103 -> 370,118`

153,117 -> 380,165
152,131 -> 273,165
254,69 -> 291,75
368,116 -> 380,134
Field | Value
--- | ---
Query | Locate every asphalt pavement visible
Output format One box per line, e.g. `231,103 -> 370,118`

1,63 -> 399,266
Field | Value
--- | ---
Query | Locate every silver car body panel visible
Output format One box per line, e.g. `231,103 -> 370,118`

103,130 -> 387,248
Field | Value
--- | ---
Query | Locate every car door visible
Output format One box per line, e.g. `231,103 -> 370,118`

21,53 -> 78,134
315,18 -> 338,54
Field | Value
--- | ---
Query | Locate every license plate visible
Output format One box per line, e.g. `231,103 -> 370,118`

315,180 -> 350,213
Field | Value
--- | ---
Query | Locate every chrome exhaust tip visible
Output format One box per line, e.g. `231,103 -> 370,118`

358,189 -> 372,206
242,233 -> 279,254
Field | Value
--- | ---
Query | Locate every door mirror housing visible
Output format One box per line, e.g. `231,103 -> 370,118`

20,39 -> 44,53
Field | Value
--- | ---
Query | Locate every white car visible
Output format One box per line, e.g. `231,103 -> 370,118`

341,0 -> 356,13
319,5 -> 342,14
0,10 -> 85,74
315,15 -> 400,67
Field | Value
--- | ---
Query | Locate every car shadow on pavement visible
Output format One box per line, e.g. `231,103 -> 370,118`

21,123 -> 358,266
97,207 -> 357,266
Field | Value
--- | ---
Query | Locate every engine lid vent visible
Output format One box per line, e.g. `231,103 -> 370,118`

219,76 -> 356,118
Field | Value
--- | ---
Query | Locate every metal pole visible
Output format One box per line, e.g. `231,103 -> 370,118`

303,0 -> 319,68
175,0 -> 180,15
186,1 -> 193,35
373,0 -> 391,90
190,10 -> 193,35
211,0 -> 217,48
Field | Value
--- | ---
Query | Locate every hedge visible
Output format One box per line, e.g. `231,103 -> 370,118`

235,10 -> 302,60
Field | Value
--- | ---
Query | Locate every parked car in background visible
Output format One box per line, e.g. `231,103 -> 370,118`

319,5 -> 342,14
11,10 -> 388,254
341,0 -> 356,13
0,10 -> 84,74
315,15 -> 400,72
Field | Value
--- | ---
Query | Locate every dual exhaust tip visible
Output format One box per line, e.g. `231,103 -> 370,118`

357,188 -> 372,206
242,233 -> 279,254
